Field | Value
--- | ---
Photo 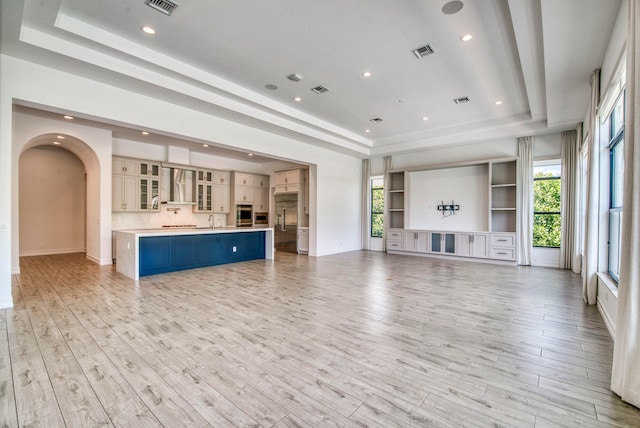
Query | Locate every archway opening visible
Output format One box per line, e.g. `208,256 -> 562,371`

18,133 -> 101,262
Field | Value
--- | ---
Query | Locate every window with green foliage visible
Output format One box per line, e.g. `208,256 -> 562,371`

533,163 -> 561,247
371,177 -> 384,238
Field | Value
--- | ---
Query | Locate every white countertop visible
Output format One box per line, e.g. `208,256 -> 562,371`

116,226 -> 272,237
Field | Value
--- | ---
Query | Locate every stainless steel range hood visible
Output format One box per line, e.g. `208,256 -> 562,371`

160,162 -> 195,205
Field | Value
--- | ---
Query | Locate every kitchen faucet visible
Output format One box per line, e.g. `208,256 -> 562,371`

208,214 -> 214,229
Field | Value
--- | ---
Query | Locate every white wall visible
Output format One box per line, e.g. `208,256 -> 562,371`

408,165 -> 489,231
19,146 -> 86,255
0,56 -> 13,308
382,138 -> 518,173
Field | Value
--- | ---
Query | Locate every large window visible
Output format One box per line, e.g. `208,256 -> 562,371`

371,177 -> 384,238
608,93 -> 625,282
533,163 -> 561,247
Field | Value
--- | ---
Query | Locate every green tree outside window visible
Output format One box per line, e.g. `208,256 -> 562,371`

533,166 -> 561,247
371,178 -> 384,237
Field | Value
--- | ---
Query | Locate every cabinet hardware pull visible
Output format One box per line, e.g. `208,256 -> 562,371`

498,239 -> 507,242
498,252 -> 507,255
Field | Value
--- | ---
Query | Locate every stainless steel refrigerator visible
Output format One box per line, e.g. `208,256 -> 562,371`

274,193 -> 298,253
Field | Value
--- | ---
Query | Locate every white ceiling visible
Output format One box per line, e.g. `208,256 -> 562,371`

3,0 -> 622,158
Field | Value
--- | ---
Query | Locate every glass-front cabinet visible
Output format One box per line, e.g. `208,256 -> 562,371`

139,177 -> 160,211
430,232 -> 456,254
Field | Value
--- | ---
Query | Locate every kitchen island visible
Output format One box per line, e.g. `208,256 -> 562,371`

115,227 -> 274,280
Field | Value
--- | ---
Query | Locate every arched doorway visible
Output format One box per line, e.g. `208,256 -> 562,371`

17,133 -> 102,263
19,144 -> 86,256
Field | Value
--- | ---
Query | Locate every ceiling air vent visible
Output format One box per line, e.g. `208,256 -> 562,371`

453,96 -> 471,104
145,0 -> 179,16
370,118 -> 384,123
413,44 -> 435,59
310,85 -> 329,94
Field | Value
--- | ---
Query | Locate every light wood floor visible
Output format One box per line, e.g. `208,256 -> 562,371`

2,251 -> 640,427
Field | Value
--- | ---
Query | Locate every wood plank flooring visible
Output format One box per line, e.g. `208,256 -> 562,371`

2,251 -> 640,427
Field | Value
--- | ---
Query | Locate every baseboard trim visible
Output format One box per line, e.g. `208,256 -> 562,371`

20,248 -> 85,257
597,300 -> 616,339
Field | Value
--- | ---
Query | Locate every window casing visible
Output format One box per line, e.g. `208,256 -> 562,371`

607,92 -> 624,283
533,163 -> 561,248
371,177 -> 384,238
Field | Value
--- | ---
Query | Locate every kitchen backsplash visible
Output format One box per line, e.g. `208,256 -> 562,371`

112,206 -> 227,230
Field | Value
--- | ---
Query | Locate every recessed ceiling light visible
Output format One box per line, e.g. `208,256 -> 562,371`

141,131 -> 149,135
294,97 -> 302,102
56,135 -> 65,139
398,98 -> 406,103
265,84 -> 278,91
63,115 -> 74,120
422,116 -> 429,121
203,144 -> 209,148
461,34 -> 473,42
52,141 -> 61,145
365,129 -> 371,133
141,26 -> 156,35
248,153 -> 254,157
494,100 -> 503,105
362,71 -> 372,78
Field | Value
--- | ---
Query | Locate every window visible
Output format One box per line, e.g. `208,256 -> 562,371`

533,162 -> 561,247
608,93 -> 624,282
371,177 -> 384,237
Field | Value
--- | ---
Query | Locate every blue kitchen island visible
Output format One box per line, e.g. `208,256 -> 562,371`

115,227 -> 274,280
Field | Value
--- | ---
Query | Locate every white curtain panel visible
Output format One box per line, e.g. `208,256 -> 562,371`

572,123 -> 584,274
582,69 -> 601,305
516,136 -> 533,266
361,159 -> 371,250
382,156 -> 392,252
612,0 -> 640,408
560,130 -> 577,270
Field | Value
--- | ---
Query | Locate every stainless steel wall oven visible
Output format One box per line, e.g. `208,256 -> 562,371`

236,204 -> 253,227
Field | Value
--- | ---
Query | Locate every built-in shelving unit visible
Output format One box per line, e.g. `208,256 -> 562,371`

490,160 -> 517,233
387,171 -> 405,229
384,158 -> 518,263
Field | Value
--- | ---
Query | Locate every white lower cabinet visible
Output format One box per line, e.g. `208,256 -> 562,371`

297,228 -> 309,254
457,232 -> 489,258
403,230 -> 428,252
429,232 -> 456,254
490,233 -> 516,261
385,228 -> 516,263
386,229 -> 404,251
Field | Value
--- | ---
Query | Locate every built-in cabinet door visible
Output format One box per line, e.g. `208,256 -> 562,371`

139,178 -> 160,211
254,175 -> 269,188
113,158 -> 138,176
213,170 -> 230,185
235,186 -> 253,203
213,184 -> 230,213
304,169 -> 309,214
430,232 -> 455,254
404,231 -> 428,252
195,183 -> 214,212
235,172 -> 254,187
275,170 -> 300,186
139,161 -> 160,177
253,187 -> 269,211
112,174 -> 138,211
457,233 -> 488,258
